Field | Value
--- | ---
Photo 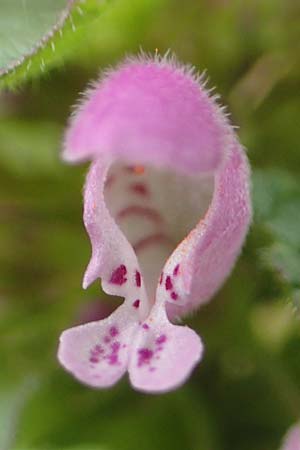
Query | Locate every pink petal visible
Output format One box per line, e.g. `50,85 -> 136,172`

82,157 -> 150,320
60,54 -> 251,391
161,142 -> 251,319
128,306 -> 203,393
280,425 -> 300,450
58,303 -> 138,388
64,54 -> 251,320
63,54 -> 231,174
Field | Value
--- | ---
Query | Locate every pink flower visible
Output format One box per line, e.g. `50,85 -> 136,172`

280,425 -> 300,450
58,53 -> 251,393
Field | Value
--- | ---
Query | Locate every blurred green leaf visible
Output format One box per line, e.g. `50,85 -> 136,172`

0,376 -> 39,450
0,0 -> 71,74
12,369 -> 216,450
13,447 -> 107,450
0,120 -> 62,176
253,169 -> 300,311
14,448 -> 107,450
0,0 -> 110,89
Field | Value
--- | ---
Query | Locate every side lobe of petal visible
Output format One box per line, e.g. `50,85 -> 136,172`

128,307 -> 203,393
83,157 -> 150,319
159,141 -> 251,319
58,303 -> 138,388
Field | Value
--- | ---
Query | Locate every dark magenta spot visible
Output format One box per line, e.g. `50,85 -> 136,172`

130,182 -> 149,196
135,270 -> 141,287
165,276 -> 173,290
89,356 -> 99,363
159,272 -> 163,285
138,348 -> 153,367
156,334 -> 167,345
142,323 -> 149,330
111,341 -> 120,353
171,291 -> 178,301
104,336 -> 111,343
133,299 -> 140,308
94,345 -> 104,354
109,326 -> 119,337
107,354 -> 118,365
110,264 -> 127,285
173,264 -> 180,276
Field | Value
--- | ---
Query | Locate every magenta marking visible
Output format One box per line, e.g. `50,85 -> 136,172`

133,299 -> 140,309
173,264 -> 180,276
138,348 -> 153,367
135,270 -> 141,287
165,276 -> 173,290
109,326 -> 119,337
90,343 -> 105,363
142,323 -> 149,330
89,356 -> 99,363
94,345 -> 104,354
171,291 -> 178,301
104,336 -> 111,343
107,354 -> 118,365
130,182 -> 149,197
110,265 -> 127,285
156,334 -> 167,345
111,341 -> 120,353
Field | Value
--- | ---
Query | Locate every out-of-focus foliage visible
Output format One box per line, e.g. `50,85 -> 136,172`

253,169 -> 300,311
0,1 -> 299,450
0,0 -> 110,89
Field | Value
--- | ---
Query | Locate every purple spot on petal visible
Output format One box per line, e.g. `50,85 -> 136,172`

156,334 -> 167,345
142,323 -> 149,330
165,276 -> 173,290
133,299 -> 140,308
110,265 -> 127,285
111,341 -> 120,353
138,348 -> 153,367
173,264 -> 180,276
171,291 -> 178,301
135,270 -> 141,287
130,182 -> 149,197
89,356 -> 99,363
108,354 -> 118,365
104,336 -> 111,343
109,326 -> 119,337
94,345 -> 104,354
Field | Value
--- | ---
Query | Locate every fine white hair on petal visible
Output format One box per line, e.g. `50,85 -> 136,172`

63,49 -> 238,159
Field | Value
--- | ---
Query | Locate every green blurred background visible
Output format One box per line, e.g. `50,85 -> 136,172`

0,1 -> 299,449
